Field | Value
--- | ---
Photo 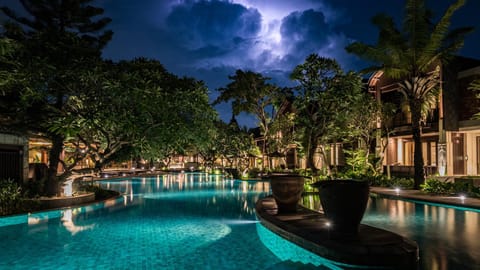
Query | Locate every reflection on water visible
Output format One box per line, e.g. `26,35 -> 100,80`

0,173 -> 279,270
98,173 -> 271,220
61,209 -> 95,235
302,193 -> 480,270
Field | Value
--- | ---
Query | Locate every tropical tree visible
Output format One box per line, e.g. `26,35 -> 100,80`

343,91 -> 380,176
60,58 -> 217,172
346,0 -> 473,188
214,70 -> 285,170
290,54 -> 363,174
1,0 -> 112,195
268,110 -> 296,168
216,117 -> 258,170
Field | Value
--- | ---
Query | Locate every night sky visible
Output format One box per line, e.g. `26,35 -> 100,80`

2,0 -> 480,127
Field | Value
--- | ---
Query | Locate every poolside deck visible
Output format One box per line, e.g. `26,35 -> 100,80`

255,197 -> 419,269
370,187 -> 480,210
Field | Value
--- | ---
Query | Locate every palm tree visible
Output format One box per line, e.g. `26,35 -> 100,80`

346,0 -> 473,189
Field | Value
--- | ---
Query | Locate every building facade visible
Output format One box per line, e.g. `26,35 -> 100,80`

368,57 -> 480,177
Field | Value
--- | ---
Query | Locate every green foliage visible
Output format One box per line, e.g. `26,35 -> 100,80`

1,0 -> 113,196
268,110 -> 297,160
367,175 -> 414,189
420,178 -> 478,196
59,58 -> 218,172
0,179 -> 22,216
421,179 -> 451,194
344,149 -> 375,177
197,119 -> 256,171
214,70 -> 291,170
290,54 -> 364,174
391,178 -> 415,189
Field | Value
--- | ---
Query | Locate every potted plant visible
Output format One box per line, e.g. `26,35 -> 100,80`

269,174 -> 306,213
313,179 -> 370,237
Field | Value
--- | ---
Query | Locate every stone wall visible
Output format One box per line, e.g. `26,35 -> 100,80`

34,192 -> 96,209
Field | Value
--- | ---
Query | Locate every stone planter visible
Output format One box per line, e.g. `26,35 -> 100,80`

269,174 -> 305,213
315,180 -> 370,237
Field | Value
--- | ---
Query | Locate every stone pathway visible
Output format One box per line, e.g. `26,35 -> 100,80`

370,187 -> 480,210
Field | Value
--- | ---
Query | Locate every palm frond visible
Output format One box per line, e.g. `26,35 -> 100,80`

418,0 -> 467,72
439,26 -> 475,59
420,89 -> 439,123
403,0 -> 431,54
468,79 -> 480,91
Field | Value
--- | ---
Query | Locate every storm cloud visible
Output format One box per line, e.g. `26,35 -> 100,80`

165,1 -> 261,51
94,0 -> 363,125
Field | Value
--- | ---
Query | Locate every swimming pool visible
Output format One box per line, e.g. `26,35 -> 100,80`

0,173 -> 320,270
1,173 -> 479,269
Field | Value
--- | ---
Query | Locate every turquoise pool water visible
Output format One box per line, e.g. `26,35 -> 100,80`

2,174 -> 480,269
364,194 -> 480,270
0,173 -> 331,270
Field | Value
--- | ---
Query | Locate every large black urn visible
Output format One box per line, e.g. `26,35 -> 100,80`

315,180 -> 370,237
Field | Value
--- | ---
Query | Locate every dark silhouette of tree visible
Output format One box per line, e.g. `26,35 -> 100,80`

1,0 -> 112,195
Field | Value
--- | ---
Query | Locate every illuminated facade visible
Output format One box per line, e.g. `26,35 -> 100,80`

369,57 -> 480,176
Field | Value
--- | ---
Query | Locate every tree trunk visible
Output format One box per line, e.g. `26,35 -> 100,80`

45,134 -> 64,196
411,101 -> 424,189
306,134 -> 318,173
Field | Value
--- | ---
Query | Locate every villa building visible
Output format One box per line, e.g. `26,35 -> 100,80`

368,56 -> 480,177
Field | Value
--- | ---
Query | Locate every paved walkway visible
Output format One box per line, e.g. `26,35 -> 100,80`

370,187 -> 480,210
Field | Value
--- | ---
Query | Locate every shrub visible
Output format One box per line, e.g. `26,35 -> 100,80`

247,167 -> 261,178
0,179 -> 23,216
344,149 -> 376,177
390,177 -> 415,189
367,175 -> 414,189
421,179 -> 450,194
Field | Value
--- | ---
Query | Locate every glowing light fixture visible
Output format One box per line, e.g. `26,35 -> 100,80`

63,179 -> 73,197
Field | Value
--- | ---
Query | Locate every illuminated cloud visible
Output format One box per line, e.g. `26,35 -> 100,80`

165,1 -> 261,51
99,0 -> 352,85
